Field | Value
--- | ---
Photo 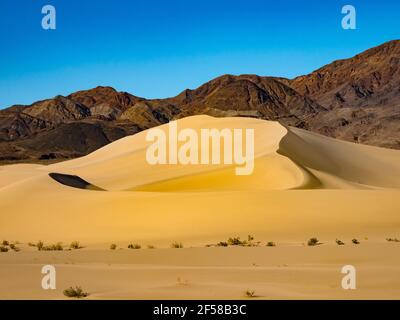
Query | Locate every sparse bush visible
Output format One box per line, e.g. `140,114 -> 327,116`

42,242 -> 63,251
70,241 -> 83,250
110,243 -> 117,250
336,239 -> 345,245
227,237 -> 247,246
171,242 -> 183,248
244,290 -> 256,298
2,240 -> 9,246
63,286 -> 89,298
147,245 -> 155,249
386,238 -> 400,242
217,241 -> 228,247
352,239 -> 360,245
0,246 -> 8,252
247,235 -> 254,242
177,277 -> 189,286
37,241 -> 44,251
266,242 -> 276,247
307,238 -> 321,246
28,242 -> 36,247
9,243 -> 20,251
128,244 -> 141,249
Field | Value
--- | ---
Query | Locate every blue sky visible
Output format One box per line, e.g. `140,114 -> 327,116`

0,0 -> 399,108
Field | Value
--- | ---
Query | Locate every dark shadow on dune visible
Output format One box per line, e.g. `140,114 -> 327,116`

49,173 -> 105,191
277,127 -> 323,189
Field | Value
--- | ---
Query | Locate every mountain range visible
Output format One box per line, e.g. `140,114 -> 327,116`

1,40 -> 399,162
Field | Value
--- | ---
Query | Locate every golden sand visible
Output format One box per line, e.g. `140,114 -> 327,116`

0,115 -> 399,299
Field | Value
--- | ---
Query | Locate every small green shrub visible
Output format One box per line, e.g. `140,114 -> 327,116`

386,238 -> 400,242
63,286 -> 89,298
0,246 -> 8,252
37,241 -> 44,251
336,239 -> 345,245
244,290 -> 256,298
70,241 -> 83,250
171,242 -> 183,248
266,242 -> 276,247
227,237 -> 247,246
110,243 -> 117,250
42,242 -> 63,251
217,241 -> 228,247
307,238 -> 321,246
128,244 -> 141,249
9,243 -> 20,252
352,239 -> 360,245
2,240 -> 9,246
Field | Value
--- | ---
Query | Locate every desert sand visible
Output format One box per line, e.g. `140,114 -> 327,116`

0,115 -> 399,299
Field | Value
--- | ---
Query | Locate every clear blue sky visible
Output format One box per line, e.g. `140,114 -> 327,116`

0,0 -> 399,108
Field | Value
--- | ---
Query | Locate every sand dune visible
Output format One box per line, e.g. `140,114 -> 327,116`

0,115 -> 399,244
0,115 -> 399,299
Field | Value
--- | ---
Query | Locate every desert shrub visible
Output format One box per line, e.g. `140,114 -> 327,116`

336,239 -> 345,245
217,241 -> 228,247
147,245 -> 155,249
307,238 -> 321,246
0,246 -> 8,252
227,237 -> 247,246
128,244 -> 141,249
244,290 -> 256,298
247,235 -> 254,242
386,238 -> 400,242
63,286 -> 89,298
8,243 -> 20,251
171,242 -> 184,248
177,277 -> 189,286
42,242 -> 63,251
70,241 -> 83,250
28,242 -> 36,247
266,242 -> 276,247
2,240 -> 9,246
37,241 -> 44,251
110,243 -> 117,250
352,239 -> 360,245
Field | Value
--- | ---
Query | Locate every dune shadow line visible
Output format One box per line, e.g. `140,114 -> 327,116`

49,173 -> 105,191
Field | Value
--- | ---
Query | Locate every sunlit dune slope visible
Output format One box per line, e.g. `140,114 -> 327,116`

0,115 -> 399,244
15,114 -> 400,191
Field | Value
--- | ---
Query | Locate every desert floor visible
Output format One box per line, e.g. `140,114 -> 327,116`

0,242 -> 399,300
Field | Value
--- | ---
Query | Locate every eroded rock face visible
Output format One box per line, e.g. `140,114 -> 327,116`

1,40 -> 400,162
290,40 -> 400,109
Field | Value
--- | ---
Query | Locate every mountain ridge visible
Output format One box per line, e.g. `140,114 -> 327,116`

1,40 -> 399,162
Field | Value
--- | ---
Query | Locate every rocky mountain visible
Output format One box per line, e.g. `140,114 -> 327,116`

290,40 -> 400,148
1,40 -> 399,162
